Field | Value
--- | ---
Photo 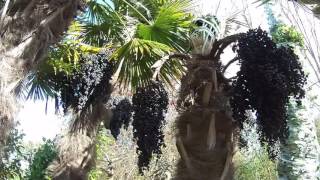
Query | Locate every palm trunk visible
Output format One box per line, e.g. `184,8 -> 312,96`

175,59 -> 234,179
0,0 -> 81,148
174,34 -> 242,180
48,131 -> 97,180
48,101 -> 114,180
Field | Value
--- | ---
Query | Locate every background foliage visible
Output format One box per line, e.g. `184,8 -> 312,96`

234,148 -> 278,180
0,128 -> 27,180
25,139 -> 58,180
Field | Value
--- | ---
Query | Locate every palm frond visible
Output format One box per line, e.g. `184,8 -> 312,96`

78,0 -> 129,47
83,0 -> 112,24
80,16 -> 126,46
112,38 -> 179,89
136,0 -> 193,52
25,72 -> 56,101
145,0 -> 171,12
190,16 -> 220,55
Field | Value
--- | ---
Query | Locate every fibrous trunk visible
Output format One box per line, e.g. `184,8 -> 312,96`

47,131 -> 97,180
0,0 -> 81,149
174,58 -> 235,180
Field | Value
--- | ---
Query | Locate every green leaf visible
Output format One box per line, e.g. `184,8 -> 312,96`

136,0 -> 193,52
111,38 -> 184,89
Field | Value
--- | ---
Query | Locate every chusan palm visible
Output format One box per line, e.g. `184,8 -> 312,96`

22,1 -> 307,180
22,0 -> 193,178
22,0 -> 193,137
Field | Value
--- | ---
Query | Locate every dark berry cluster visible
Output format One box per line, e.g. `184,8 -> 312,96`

109,97 -> 133,139
231,28 -> 307,154
132,81 -> 168,173
59,52 -> 113,113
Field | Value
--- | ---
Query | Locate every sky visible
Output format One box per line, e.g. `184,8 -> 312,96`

17,99 -> 66,143
17,0 -> 320,143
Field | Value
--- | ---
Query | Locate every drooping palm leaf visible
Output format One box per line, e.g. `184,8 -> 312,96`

112,38 -> 176,88
136,0 -> 193,52
25,72 -> 56,101
79,0 -> 128,46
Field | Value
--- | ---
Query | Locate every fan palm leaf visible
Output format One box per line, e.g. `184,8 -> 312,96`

80,0 -> 193,89
136,0 -> 192,52
117,0 -> 192,89
80,0 -> 128,46
112,38 -> 175,88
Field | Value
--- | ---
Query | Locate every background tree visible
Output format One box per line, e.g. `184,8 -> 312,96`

0,127 -> 26,179
278,102 -> 320,179
259,0 -> 320,19
266,5 -> 320,179
25,139 -> 58,180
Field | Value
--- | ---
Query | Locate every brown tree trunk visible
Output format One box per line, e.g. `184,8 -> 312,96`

0,0 -> 81,151
174,59 -> 235,180
48,102 -> 113,180
47,131 -> 96,180
173,33 -> 243,179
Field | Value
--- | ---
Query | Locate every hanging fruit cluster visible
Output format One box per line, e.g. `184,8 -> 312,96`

109,97 -> 133,139
132,81 -> 169,172
59,52 -> 113,113
231,28 -> 307,154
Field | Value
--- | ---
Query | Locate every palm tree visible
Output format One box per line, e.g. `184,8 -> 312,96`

23,0 -> 192,178
23,1 -> 307,179
0,0 -> 82,154
21,0 -> 193,136
173,23 -> 307,179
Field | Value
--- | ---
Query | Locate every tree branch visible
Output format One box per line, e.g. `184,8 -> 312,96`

222,57 -> 239,74
209,33 -> 244,61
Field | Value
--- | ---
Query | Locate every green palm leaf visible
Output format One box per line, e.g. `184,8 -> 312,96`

136,0 -> 193,52
79,0 -> 128,46
112,38 -> 184,88
25,72 -> 56,101
84,0 -> 112,24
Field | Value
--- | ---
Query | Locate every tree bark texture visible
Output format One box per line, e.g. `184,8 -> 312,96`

174,59 -> 235,180
0,0 -> 82,151
47,132 -> 96,180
